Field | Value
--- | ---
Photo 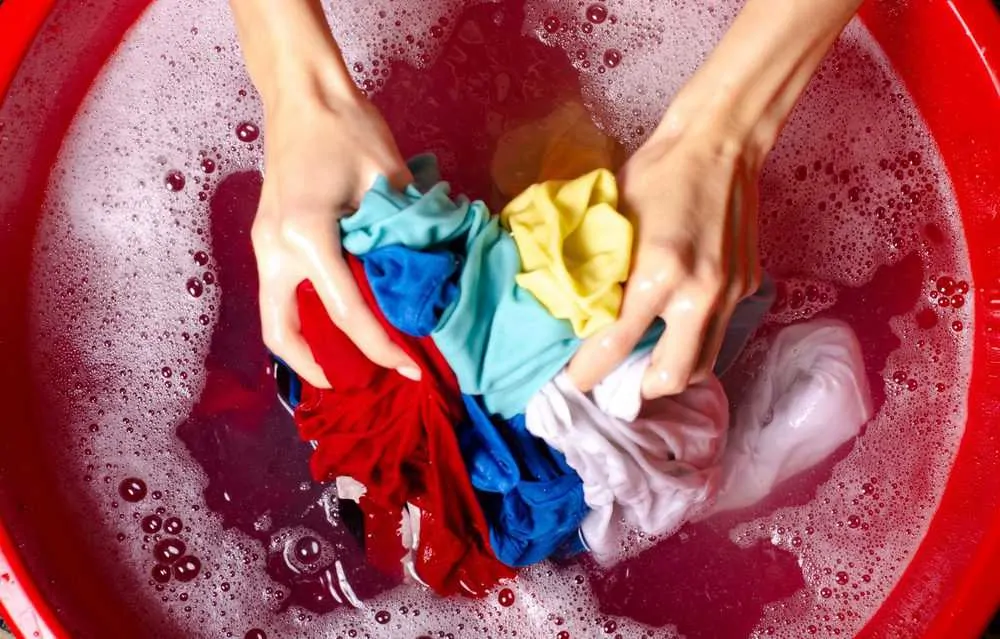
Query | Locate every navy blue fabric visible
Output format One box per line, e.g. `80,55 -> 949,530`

363,245 -> 461,337
459,395 -> 588,567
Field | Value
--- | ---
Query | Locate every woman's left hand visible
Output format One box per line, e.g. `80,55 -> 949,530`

567,122 -> 763,399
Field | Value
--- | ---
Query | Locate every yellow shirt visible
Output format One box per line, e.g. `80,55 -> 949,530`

500,168 -> 632,338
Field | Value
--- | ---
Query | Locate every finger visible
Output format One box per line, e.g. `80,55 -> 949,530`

682,165 -> 758,385
271,329 -> 334,390
567,313 -> 657,393
641,284 -> 720,398
740,176 -> 764,293
294,228 -> 422,380
567,264 -> 678,392
690,295 -> 739,384
259,287 -> 332,389
681,175 -> 750,383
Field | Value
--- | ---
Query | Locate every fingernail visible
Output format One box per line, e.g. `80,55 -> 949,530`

397,365 -> 422,381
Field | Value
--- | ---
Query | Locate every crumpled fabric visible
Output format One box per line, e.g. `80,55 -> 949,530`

500,168 -> 631,338
710,319 -> 872,514
491,101 -> 621,200
459,395 -> 587,567
521,281 -> 777,561
340,155 -> 663,418
525,358 -> 729,561
294,255 -> 513,596
363,245 -> 461,338
352,226 -> 590,566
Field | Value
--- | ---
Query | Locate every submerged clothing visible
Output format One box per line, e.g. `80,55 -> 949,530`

350,219 -> 591,565
500,169 -> 631,338
491,101 -> 621,200
459,395 -> 587,567
364,245 -> 461,338
525,317 -> 870,563
340,156 -> 663,418
295,255 -> 513,596
525,360 -> 729,561
522,279 -> 778,561
710,319 -> 872,514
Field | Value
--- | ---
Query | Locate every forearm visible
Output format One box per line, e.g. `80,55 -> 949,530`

662,0 -> 864,163
229,0 -> 353,110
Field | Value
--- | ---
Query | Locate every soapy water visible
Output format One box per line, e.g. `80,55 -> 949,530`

0,0 -> 972,637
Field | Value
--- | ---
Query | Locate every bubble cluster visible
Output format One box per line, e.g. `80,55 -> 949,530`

767,278 -> 839,325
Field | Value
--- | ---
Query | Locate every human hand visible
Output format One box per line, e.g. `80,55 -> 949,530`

230,1 -> 419,386
561,0 -> 861,398
567,123 -> 763,399
250,69 -> 420,388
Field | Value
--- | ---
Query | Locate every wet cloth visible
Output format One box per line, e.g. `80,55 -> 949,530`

500,168 -> 631,338
521,280 -> 778,561
710,319 -> 872,514
358,240 -> 589,566
524,317 -> 870,562
363,245 -> 461,338
525,359 -> 730,561
295,255 -> 513,596
459,395 -> 587,567
340,155 -> 663,419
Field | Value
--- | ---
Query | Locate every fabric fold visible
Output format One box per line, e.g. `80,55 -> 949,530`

340,157 -> 662,418
525,361 -> 730,561
500,168 -> 632,338
294,255 -> 513,596
711,319 -> 872,514
458,395 -> 588,567
363,245 -> 461,337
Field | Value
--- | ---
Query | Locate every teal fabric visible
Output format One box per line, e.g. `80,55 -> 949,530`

341,157 -> 663,418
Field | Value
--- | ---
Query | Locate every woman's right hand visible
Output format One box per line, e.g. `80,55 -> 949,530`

231,0 -> 420,387
253,85 -> 421,388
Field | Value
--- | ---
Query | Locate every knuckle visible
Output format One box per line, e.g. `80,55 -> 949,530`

276,217 -> 303,244
698,264 -> 726,294
594,325 -> 642,365
674,285 -> 721,321
261,332 -> 282,355
602,333 -> 635,363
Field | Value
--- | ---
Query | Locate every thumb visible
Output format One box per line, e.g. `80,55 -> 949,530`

566,307 -> 657,392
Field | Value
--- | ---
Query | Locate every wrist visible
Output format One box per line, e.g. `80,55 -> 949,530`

655,77 -> 779,172
655,0 -> 863,165
262,45 -> 358,115
230,0 -> 357,111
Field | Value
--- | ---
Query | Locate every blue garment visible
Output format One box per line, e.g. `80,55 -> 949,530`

363,246 -> 461,337
341,156 -> 663,418
715,275 -> 777,375
459,395 -> 588,567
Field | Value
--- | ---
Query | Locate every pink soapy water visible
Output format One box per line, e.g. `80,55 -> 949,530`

0,0 -> 971,637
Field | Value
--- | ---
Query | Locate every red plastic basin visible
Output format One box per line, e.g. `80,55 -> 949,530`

0,0 -> 998,637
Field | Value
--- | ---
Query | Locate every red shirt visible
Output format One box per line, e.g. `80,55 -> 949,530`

294,255 -> 513,596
